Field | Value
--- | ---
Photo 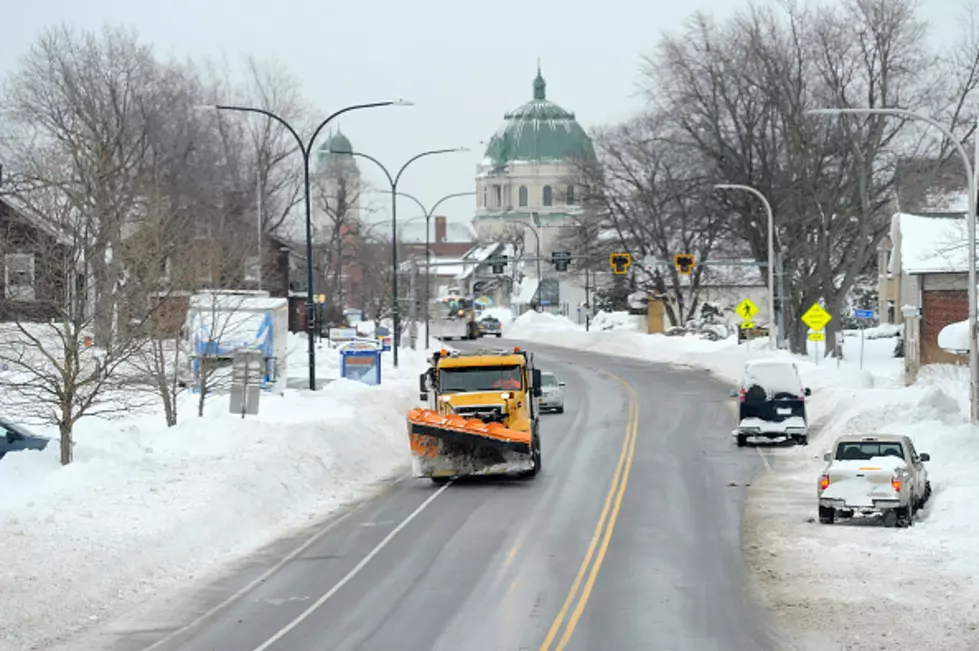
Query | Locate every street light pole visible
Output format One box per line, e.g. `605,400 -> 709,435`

714,184 -> 777,350
383,190 -> 476,350
338,149 -> 468,367
197,99 -> 411,390
807,107 -> 979,425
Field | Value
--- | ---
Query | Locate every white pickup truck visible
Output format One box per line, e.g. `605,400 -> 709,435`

817,434 -> 932,528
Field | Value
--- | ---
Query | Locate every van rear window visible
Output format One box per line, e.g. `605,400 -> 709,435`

743,363 -> 801,397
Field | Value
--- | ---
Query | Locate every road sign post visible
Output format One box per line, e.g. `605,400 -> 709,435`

853,308 -> 875,369
801,303 -> 833,364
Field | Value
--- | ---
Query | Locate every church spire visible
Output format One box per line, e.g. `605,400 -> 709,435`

533,59 -> 546,100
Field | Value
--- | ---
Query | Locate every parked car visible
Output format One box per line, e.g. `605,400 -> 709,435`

0,418 -> 50,460
478,316 -> 502,338
731,359 -> 811,447
817,434 -> 931,527
538,371 -> 565,413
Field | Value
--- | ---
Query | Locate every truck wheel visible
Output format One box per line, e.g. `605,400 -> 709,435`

818,506 -> 835,524
555,406 -> 564,414
736,433 -> 747,447
431,476 -> 451,485
794,434 -> 809,446
495,333 -> 502,338
896,505 -> 913,528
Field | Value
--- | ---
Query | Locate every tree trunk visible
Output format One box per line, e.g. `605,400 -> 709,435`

59,419 -> 73,465
789,318 -> 809,355
197,360 -> 207,418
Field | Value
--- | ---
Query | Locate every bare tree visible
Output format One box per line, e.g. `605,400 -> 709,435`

567,117 -> 726,325
642,0 -> 950,352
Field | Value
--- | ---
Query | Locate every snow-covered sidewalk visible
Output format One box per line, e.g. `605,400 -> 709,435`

0,342 -> 428,651
506,310 -> 979,650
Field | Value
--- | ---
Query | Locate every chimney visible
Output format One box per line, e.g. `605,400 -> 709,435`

434,215 -> 447,243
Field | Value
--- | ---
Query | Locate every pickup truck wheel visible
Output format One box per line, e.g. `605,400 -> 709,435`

431,476 -> 451,485
495,333 -> 502,338
736,433 -> 747,447
793,434 -> 809,446
818,506 -> 835,524
896,505 -> 913,528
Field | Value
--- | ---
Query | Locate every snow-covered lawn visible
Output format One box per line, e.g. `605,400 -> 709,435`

0,340 -> 429,651
506,310 -> 978,650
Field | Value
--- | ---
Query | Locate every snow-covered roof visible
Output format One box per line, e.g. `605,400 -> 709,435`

889,212 -> 969,275
512,277 -> 539,305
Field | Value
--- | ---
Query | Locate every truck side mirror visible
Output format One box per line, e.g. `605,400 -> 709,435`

823,451 -> 831,462
419,373 -> 427,392
919,453 -> 930,462
419,392 -> 428,401
804,387 -> 812,396
532,368 -> 543,397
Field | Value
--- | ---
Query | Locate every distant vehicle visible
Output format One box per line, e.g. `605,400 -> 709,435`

429,297 -> 479,341
0,418 -> 50,460
732,359 -> 811,447
537,371 -> 565,413
818,434 -> 931,527
478,316 -> 502,338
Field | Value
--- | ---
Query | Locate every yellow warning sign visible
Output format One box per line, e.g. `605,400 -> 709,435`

801,303 -> 832,332
735,298 -> 759,322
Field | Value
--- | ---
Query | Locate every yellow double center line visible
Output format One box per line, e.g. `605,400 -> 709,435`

539,374 -> 639,651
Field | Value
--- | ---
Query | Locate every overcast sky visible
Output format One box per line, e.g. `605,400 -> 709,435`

0,0 -> 968,238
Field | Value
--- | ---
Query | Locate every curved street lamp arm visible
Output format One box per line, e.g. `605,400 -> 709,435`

394,148 -> 464,186
386,190 -> 428,216
305,101 -> 402,157
430,191 -> 477,217
213,104 -> 305,156
345,151 -> 395,187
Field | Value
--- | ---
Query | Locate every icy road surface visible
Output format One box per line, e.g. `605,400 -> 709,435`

65,339 -> 775,651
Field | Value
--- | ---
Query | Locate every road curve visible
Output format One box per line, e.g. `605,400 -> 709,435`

75,339 -> 773,651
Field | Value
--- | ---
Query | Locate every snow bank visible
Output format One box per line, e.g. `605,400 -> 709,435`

589,310 -> 645,331
0,345 -> 429,651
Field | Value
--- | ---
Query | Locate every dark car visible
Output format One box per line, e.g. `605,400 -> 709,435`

732,359 -> 811,447
0,418 -> 50,460
478,316 -> 502,338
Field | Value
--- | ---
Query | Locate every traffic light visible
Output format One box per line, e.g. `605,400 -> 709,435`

610,253 -> 631,275
490,256 -> 508,274
551,251 -> 572,272
674,254 -> 695,275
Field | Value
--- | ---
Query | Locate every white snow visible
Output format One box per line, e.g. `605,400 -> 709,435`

505,309 -> 979,649
938,318 -> 971,353
0,340 -> 431,651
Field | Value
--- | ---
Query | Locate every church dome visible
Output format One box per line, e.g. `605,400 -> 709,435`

316,129 -> 357,174
482,66 -> 595,167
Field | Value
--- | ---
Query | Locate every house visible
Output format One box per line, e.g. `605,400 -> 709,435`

0,197 -> 75,322
878,206 -> 969,380
401,215 -> 476,302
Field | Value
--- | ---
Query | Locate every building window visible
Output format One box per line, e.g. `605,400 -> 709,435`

566,185 -> 575,204
5,253 -> 36,301
542,185 -> 553,207
244,256 -> 261,283
519,186 -> 528,207
482,186 -> 487,207
492,185 -> 502,208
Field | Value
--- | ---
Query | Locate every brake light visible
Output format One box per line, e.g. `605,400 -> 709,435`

513,346 -> 521,352
739,388 -> 746,402
892,478 -> 901,492
819,475 -> 830,490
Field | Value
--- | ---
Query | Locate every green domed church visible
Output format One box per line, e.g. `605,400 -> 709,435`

473,64 -> 595,309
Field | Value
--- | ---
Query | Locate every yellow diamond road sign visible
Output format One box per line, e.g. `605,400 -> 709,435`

735,298 -> 759,322
801,303 -> 832,332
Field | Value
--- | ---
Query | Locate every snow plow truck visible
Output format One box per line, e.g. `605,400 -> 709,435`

408,347 -> 543,483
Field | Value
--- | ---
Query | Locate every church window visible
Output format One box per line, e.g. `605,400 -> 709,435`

518,186 -> 528,207
542,185 -> 553,207
566,185 -> 575,204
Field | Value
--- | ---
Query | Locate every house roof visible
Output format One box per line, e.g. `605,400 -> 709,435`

0,196 -> 72,247
889,212 -> 969,275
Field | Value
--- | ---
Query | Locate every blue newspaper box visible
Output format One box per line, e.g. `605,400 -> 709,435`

339,341 -> 382,385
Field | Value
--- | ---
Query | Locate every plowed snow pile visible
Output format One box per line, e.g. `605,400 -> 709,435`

0,346 -> 428,651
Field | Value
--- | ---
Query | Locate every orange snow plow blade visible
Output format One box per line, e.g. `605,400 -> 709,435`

407,408 -> 533,477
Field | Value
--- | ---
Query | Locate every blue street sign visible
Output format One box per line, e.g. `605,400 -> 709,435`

339,341 -> 382,385
854,309 -> 875,319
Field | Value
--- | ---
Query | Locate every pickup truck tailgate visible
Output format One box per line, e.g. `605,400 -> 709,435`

821,458 -> 906,507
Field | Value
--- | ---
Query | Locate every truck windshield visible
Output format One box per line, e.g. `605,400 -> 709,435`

439,365 -> 523,393
835,441 -> 904,461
